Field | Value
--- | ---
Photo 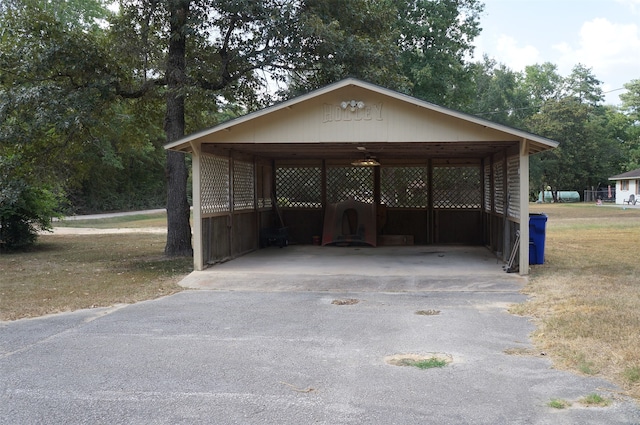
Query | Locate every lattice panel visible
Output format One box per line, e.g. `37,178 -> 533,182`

493,162 -> 504,214
381,166 -> 428,208
484,163 -> 491,211
432,166 -> 481,209
275,167 -> 322,208
201,154 -> 230,214
507,156 -> 520,218
327,166 -> 374,204
233,160 -> 254,210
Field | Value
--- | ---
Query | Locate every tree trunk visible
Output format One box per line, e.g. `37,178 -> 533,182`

164,0 -> 193,257
165,150 -> 192,256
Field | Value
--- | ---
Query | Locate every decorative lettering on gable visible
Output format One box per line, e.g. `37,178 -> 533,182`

322,102 -> 383,123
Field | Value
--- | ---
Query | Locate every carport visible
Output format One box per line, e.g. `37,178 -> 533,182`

165,78 -> 558,275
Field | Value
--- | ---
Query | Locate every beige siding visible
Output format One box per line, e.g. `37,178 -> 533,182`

191,88 -> 518,145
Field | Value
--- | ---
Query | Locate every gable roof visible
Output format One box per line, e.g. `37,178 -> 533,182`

609,168 -> 640,180
165,78 -> 558,157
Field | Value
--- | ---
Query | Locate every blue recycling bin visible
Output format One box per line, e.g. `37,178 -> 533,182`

529,213 -> 548,264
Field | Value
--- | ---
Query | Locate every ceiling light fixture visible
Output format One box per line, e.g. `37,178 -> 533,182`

351,156 -> 380,167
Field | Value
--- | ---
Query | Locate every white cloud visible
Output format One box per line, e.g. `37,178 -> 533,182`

615,0 -> 640,15
493,34 -> 541,71
553,18 -> 640,100
577,18 -> 639,68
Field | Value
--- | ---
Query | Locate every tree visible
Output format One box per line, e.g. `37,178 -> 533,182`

117,0 -> 486,256
563,63 -> 604,106
0,0 -> 490,254
135,0 -> 307,256
288,0 -> 485,106
619,79 -> 640,170
522,62 -> 563,110
0,0 -> 110,30
465,56 -> 531,127
527,67 -> 624,199
397,0 -> 484,107
0,1 -> 168,217
620,79 -> 640,120
525,65 -> 627,200
286,0 -> 409,94
0,2 -> 122,201
163,0 -> 192,256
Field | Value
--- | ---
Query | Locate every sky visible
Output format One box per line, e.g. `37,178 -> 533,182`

472,0 -> 640,105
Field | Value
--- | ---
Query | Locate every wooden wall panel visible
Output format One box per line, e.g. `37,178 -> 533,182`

203,216 -> 230,265
433,210 -> 483,244
280,209 -> 324,245
233,212 -> 258,255
382,210 -> 428,244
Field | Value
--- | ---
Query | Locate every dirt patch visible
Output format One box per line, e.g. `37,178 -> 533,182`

385,353 -> 453,368
415,309 -> 440,316
332,298 -> 359,305
504,347 -> 546,357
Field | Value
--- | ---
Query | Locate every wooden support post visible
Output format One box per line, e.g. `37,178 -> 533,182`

190,144 -> 204,271
519,139 -> 530,275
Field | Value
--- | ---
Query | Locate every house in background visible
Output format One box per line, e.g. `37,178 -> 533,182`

609,168 -> 640,204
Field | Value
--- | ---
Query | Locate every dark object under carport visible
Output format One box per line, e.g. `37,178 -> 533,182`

260,227 -> 289,248
261,193 -> 289,248
529,213 -> 548,264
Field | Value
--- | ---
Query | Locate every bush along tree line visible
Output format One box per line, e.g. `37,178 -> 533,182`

0,0 -> 639,252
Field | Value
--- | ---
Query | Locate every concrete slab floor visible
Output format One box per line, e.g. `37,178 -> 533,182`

180,245 -> 526,293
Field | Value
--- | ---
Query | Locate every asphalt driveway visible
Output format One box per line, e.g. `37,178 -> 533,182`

1,246 -> 639,424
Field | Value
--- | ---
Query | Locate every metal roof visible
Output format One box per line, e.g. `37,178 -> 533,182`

609,168 -> 640,180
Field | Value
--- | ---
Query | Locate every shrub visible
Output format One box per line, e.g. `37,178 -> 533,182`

0,158 -> 62,250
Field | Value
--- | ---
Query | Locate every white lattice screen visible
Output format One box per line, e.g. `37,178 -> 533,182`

326,167 -> 374,204
484,163 -> 491,212
507,156 -> 520,218
233,160 -> 255,210
493,162 -> 504,214
201,154 -> 230,214
432,166 -> 481,209
381,166 -> 428,208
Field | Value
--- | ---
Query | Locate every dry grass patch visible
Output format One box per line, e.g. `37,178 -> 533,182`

517,204 -> 640,400
0,233 -> 192,321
